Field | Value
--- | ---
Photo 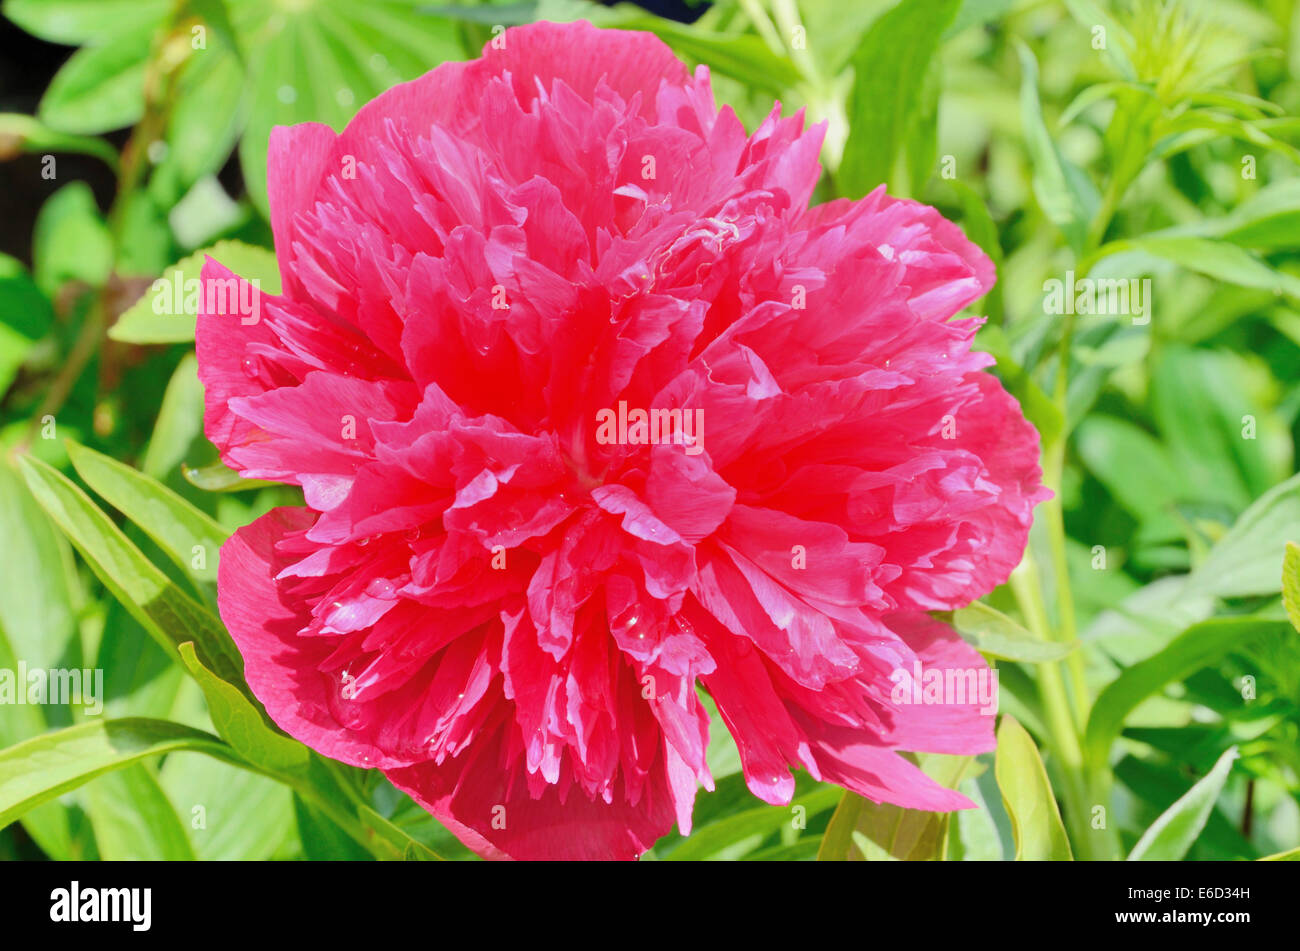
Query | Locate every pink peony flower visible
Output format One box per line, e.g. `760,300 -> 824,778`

198,20 -> 1048,860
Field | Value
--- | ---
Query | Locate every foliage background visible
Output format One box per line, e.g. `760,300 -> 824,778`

2,0 -> 1300,861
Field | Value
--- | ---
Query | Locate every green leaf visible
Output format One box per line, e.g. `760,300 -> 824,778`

665,784 -> 840,861
66,441 -> 226,592
0,460 -> 80,674
1284,542 -> 1300,634
235,2 -> 464,214
994,715 -> 1073,860
948,600 -> 1077,663
141,354 -> 205,481
1127,747 -> 1238,861
3,0 -> 170,45
1191,473 -> 1300,597
32,182 -> 111,296
0,253 -> 54,395
1016,41 -> 1097,250
38,27 -> 152,134
181,460 -> 277,493
151,49 -> 245,203
17,454 -> 244,689
819,755 -> 973,860
1260,846 -> 1300,860
177,642 -> 309,773
85,763 -> 196,860
0,718 -> 242,829
1084,618 -> 1290,768
161,752 -> 296,860
623,18 -> 800,97
0,112 -> 118,167
1104,235 -> 1300,299
839,0 -> 961,198
109,239 -> 281,344
1075,415 -> 1185,533
292,792 -> 371,860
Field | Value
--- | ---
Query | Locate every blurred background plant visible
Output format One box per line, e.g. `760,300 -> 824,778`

2,0 -> 1299,861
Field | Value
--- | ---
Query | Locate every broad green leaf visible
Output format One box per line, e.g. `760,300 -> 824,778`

38,27 -> 152,134
0,253 -> 54,395
1127,747 -> 1238,861
85,763 -> 196,860
839,0 -> 961,197
1075,415 -> 1186,535
1149,347 -> 1286,512
1084,618 -> 1289,768
2,0 -> 170,44
994,716 -> 1073,860
32,182 -> 111,296
1191,473 -> 1300,597
666,784 -> 840,861
17,454 -> 244,689
0,718 -> 242,829
162,752 -> 296,860
109,239 -> 280,344
948,600 -> 1076,663
177,642 -> 309,773
67,441 -> 226,592
235,0 -> 464,213
1284,542 -> 1300,633
819,755 -> 973,860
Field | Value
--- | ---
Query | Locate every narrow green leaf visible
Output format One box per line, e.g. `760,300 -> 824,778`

67,441 -> 226,592
1260,846 -> 1300,860
0,718 -> 242,829
839,0 -> 961,197
182,460 -> 278,493
1084,618 -> 1289,768
1016,41 -> 1096,249
1127,747 -> 1238,861
666,784 -> 840,861
1283,541 -> 1300,633
1104,235 -> 1300,299
0,113 -> 118,168
141,354 -> 205,481
17,454 -> 244,688
994,716 -> 1073,860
